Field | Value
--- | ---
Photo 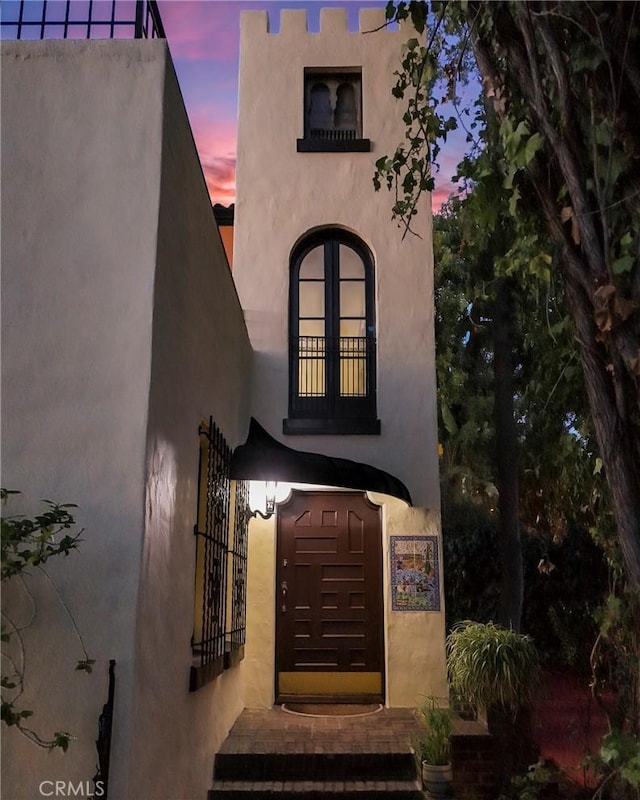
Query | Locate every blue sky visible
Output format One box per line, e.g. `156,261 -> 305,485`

154,0 -> 472,209
0,0 -> 471,207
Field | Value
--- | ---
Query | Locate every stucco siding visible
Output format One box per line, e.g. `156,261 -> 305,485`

235,8 -> 446,710
234,8 -> 439,511
379,498 -> 447,706
1,40 -> 165,799
127,54 -> 253,799
244,490 -> 447,709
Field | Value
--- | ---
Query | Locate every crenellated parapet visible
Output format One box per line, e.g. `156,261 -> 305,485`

241,6 -> 408,38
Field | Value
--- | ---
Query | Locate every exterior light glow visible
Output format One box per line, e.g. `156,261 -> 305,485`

249,480 -> 277,520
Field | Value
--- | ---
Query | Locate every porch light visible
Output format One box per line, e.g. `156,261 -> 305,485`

249,480 -> 277,520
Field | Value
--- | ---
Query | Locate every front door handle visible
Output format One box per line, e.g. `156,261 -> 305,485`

281,580 -> 288,612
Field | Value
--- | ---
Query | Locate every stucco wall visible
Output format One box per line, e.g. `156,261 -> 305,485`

244,514 -> 278,707
233,7 -> 439,511
1,39 -> 252,800
235,8 -> 446,709
127,55 -> 252,800
377,496 -> 447,706
244,487 -> 447,709
0,40 -> 165,799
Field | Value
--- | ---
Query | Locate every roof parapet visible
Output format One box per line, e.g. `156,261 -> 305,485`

241,7 -> 402,36
240,9 -> 269,37
280,8 -> 308,35
358,7 -> 387,33
319,7 -> 348,33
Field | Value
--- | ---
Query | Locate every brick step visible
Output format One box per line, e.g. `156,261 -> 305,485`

213,752 -> 417,782
208,778 -> 424,799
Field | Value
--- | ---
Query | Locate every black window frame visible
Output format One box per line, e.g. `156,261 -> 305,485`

297,68 -> 371,153
284,229 -> 380,435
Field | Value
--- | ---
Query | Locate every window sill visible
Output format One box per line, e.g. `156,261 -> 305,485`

189,655 -> 224,692
296,138 -> 371,153
283,417 -> 381,435
224,645 -> 245,670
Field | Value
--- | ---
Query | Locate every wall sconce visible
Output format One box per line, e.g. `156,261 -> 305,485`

249,480 -> 277,520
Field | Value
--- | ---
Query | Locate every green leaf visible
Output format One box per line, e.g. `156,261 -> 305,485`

612,255 -> 634,274
620,231 -> 633,248
524,132 -> 544,165
441,400 -> 459,436
508,186 -> 521,216
54,732 -> 71,752
409,1 -> 427,33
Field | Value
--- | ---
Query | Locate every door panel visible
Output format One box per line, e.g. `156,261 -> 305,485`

276,491 -> 383,702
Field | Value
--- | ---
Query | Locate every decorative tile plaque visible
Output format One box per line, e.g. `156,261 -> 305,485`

390,536 -> 440,611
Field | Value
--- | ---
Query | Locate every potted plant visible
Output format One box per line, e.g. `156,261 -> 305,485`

412,696 -> 454,798
446,620 -> 541,782
446,620 -> 541,717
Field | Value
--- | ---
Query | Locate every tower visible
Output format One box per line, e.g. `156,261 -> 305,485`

233,6 -> 446,708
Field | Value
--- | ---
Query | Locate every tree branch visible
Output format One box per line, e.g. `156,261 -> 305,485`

509,4 -> 607,281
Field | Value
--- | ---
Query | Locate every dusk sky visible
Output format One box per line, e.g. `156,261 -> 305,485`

155,0 -> 472,211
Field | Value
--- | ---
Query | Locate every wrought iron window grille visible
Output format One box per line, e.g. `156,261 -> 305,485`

190,418 -> 249,691
226,479 -> 249,669
1,1 -> 165,41
191,419 -> 230,690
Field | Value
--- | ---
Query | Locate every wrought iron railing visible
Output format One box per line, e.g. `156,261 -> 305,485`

93,659 -> 116,799
309,128 -> 357,140
1,1 -> 165,40
290,335 -> 377,418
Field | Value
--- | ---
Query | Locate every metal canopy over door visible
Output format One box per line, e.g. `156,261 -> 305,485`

276,490 -> 383,703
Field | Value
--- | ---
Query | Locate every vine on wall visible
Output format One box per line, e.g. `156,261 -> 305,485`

1,488 -> 94,750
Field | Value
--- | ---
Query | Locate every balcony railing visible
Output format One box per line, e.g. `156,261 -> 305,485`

309,128 -> 358,141
1,1 -> 165,41
290,335 -> 377,420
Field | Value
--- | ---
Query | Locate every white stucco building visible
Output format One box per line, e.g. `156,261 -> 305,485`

1,7 -> 446,799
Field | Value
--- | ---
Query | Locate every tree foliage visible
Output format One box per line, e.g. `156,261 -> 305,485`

375,1 -> 640,756
375,0 -> 640,596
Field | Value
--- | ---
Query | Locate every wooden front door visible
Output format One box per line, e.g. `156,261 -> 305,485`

275,491 -> 383,702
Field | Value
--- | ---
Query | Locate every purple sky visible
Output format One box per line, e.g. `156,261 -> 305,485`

156,0 -> 471,210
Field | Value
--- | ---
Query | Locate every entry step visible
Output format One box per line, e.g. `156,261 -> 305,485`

214,752 -> 416,781
208,778 -> 424,799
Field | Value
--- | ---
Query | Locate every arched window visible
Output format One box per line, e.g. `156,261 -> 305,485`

334,83 -> 357,130
308,83 -> 332,134
284,230 -> 379,435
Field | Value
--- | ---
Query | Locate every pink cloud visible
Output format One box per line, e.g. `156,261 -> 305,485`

431,185 -> 454,213
187,111 -> 238,204
202,154 -> 237,206
157,1 -> 469,211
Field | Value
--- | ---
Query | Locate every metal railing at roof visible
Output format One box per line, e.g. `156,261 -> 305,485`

1,1 -> 165,41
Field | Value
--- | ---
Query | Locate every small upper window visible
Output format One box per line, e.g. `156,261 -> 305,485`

297,69 -> 370,153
